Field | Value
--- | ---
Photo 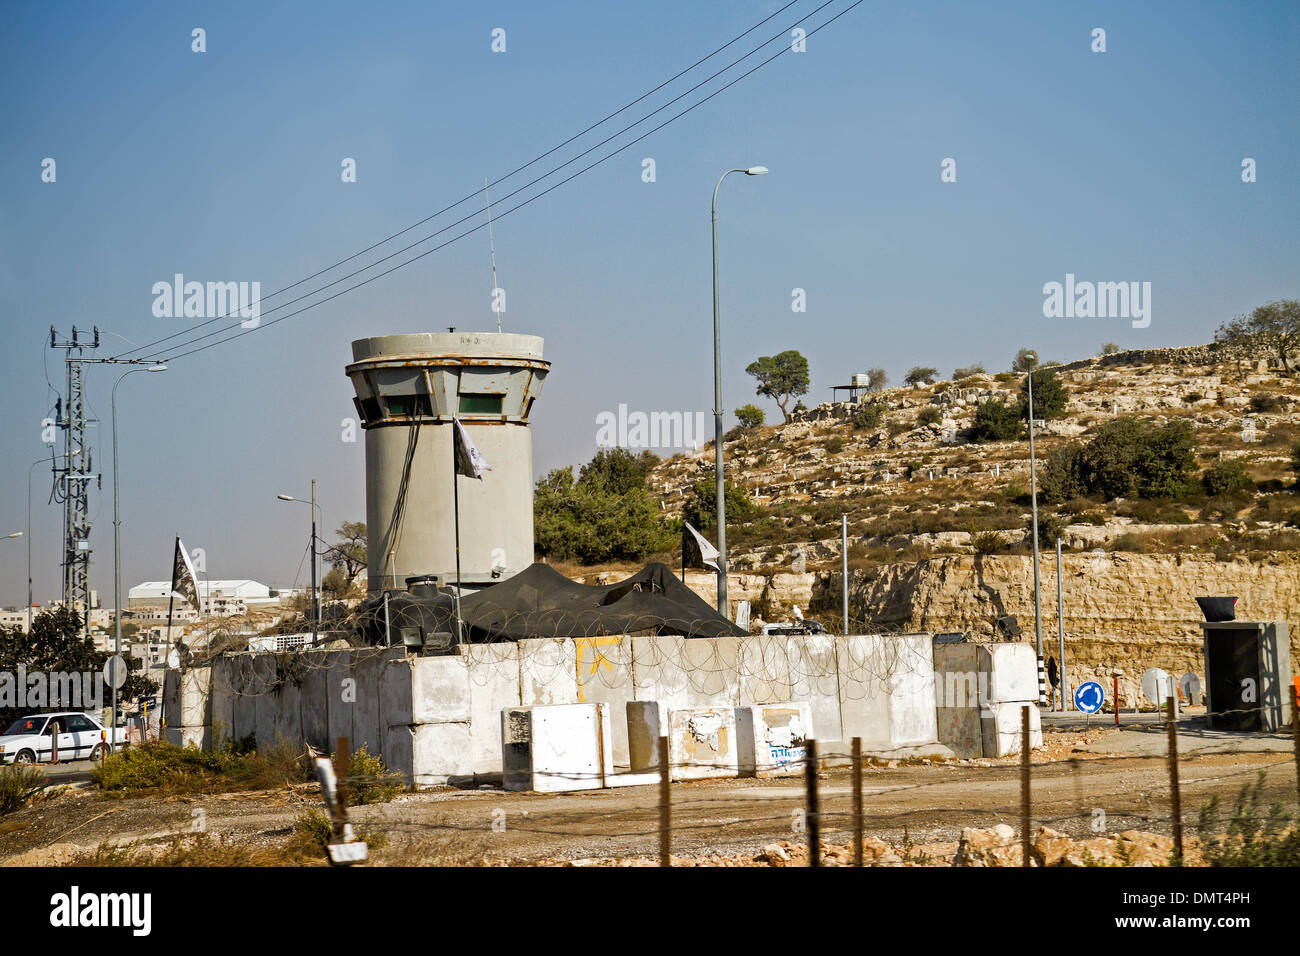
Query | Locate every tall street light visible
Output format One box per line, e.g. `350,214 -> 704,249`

113,364 -> 167,737
278,482 -> 321,642
1024,352 -> 1046,706
711,165 -> 768,617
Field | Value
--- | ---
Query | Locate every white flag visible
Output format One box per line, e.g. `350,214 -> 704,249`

453,418 -> 491,479
682,521 -> 719,572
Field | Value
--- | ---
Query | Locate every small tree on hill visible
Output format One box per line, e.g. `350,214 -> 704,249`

1216,300 -> 1300,373
903,366 -> 937,386
745,350 -> 810,422
867,367 -> 889,391
735,404 -> 764,429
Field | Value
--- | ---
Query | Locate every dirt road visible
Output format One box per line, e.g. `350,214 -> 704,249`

3,733 -> 1293,865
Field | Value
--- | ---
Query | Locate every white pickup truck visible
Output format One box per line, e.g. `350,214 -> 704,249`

0,711 -> 128,764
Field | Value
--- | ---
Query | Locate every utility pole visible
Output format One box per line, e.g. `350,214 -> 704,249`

50,327 -> 101,640
1056,536 -> 1067,711
1026,356 -> 1046,706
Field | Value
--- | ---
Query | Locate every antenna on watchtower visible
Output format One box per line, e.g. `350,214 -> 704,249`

484,177 -> 501,334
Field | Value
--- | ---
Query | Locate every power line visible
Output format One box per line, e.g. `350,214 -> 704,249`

108,0 -> 811,363
152,0 -> 867,364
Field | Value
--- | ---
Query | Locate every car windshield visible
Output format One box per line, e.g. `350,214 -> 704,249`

4,716 -> 46,736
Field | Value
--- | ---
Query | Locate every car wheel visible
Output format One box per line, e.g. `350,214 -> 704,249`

91,743 -> 110,760
14,749 -> 35,765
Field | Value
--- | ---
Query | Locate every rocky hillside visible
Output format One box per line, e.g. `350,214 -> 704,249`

645,344 -> 1300,680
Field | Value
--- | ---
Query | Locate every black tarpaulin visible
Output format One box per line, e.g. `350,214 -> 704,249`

359,561 -> 745,644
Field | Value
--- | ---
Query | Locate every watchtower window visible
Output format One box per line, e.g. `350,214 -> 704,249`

385,394 -> 432,417
458,393 -> 504,415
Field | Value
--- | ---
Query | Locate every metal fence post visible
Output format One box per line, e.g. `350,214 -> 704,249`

852,737 -> 863,867
658,735 -> 670,867
1166,698 -> 1182,864
806,738 -> 820,867
1021,704 -> 1031,867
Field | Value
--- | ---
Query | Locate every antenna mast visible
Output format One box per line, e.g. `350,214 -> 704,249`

485,178 -> 501,333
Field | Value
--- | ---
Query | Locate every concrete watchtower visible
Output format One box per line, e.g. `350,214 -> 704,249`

345,331 -> 548,593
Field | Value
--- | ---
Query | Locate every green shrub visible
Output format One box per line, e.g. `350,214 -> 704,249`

824,436 -> 845,455
917,406 -> 942,427
92,739 -> 312,796
1199,772 -> 1300,866
969,400 -> 1022,442
1182,392 -> 1204,404
735,404 -> 765,429
0,765 -> 48,815
294,807 -> 335,850
1110,533 -> 1149,553
1202,458 -> 1254,498
1019,367 -> 1068,420
1040,417 -> 1196,503
971,531 -> 1007,555
1250,394 -> 1285,413
851,403 -> 884,431
343,744 -> 405,805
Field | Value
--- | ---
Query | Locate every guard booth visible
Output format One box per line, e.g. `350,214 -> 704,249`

1200,621 -> 1292,732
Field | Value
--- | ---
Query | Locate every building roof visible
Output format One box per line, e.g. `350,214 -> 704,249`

129,580 -> 271,599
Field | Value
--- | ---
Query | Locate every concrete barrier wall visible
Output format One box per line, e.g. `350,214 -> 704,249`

168,633 -> 942,787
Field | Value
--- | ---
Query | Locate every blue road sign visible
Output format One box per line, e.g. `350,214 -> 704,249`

1075,681 -> 1105,714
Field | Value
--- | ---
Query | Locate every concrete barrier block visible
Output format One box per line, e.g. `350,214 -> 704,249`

164,667 -> 210,730
350,648 -> 385,754
410,722 -> 473,788
251,655 -> 279,748
835,636 -> 892,747
210,656 -> 235,743
502,703 -> 606,792
271,678 -> 304,747
631,636 -> 741,710
736,701 -> 812,776
979,643 -> 1038,704
739,636 -> 792,706
519,639 -> 579,705
667,705 -> 739,780
626,700 -> 668,773
300,654 -> 331,751
888,635 -> 939,747
231,654 -> 258,742
324,650 -> 353,751
788,635 -> 842,745
463,643 -> 520,775
981,701 -> 1042,757
574,636 -> 636,766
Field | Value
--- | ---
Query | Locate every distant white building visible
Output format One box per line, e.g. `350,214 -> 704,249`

128,579 -> 277,617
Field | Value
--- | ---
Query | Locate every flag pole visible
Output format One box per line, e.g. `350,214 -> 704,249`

452,420 -> 464,645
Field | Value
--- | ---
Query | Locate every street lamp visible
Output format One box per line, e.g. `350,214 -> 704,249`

277,482 -> 321,642
112,363 -> 166,736
711,165 -> 767,617
3,532 -> 20,538
1023,352 -> 1046,706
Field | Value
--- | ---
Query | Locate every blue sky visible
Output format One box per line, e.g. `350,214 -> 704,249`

1,0 -> 1296,606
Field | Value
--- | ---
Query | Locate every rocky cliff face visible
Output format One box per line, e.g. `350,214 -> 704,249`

835,551 -> 1300,691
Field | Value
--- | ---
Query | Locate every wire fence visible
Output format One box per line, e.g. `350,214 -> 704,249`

285,699 -> 1300,868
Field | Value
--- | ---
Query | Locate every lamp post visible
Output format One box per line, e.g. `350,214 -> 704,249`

278,483 -> 321,641
112,364 -> 166,737
1024,353 -> 1046,706
711,164 -> 768,617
